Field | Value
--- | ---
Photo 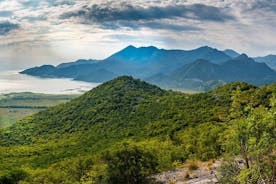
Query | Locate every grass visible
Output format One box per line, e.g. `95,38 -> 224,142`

182,160 -> 201,172
0,92 -> 79,128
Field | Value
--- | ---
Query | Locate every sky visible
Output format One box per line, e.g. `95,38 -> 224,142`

0,0 -> 276,69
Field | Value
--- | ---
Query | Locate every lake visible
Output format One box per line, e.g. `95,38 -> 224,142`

0,70 -> 100,94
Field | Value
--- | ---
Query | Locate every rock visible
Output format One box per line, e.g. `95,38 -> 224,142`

153,160 -> 221,184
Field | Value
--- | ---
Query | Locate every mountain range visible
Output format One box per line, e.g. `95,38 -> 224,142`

21,45 -> 276,91
254,54 -> 276,70
148,54 -> 276,90
223,50 -> 276,71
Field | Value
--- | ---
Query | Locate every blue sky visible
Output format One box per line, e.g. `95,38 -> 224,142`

0,0 -> 276,69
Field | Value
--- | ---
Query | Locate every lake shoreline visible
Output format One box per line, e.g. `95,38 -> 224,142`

0,70 -> 99,94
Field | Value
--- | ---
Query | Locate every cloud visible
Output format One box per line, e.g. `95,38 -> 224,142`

248,0 -> 276,12
22,15 -> 47,22
18,0 -> 75,8
59,3 -> 234,30
19,0 -> 41,8
0,21 -> 19,35
0,10 -> 13,17
0,0 -> 276,66
140,21 -> 201,31
46,0 -> 75,6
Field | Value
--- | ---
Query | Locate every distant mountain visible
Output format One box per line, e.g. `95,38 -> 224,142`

223,50 -> 276,71
148,54 -> 276,90
106,45 -> 159,64
223,49 -> 240,58
57,59 -> 99,69
74,68 -> 117,83
189,46 -> 231,64
219,54 -> 276,84
254,54 -> 276,70
106,45 -> 231,64
155,59 -> 225,91
171,59 -> 219,81
20,46 -> 276,91
21,45 -> 231,79
21,65 -> 56,77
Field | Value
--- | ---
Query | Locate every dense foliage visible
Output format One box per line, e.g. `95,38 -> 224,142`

104,144 -> 158,184
0,76 -> 275,183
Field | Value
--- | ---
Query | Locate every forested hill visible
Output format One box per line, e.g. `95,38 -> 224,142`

0,76 -> 275,183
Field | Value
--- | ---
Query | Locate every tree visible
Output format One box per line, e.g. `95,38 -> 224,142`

104,144 -> 158,184
220,102 -> 276,183
0,169 -> 28,184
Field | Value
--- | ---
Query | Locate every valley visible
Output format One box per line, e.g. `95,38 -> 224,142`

0,93 -> 78,128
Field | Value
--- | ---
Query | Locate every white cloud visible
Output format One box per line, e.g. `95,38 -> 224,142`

0,0 -> 275,68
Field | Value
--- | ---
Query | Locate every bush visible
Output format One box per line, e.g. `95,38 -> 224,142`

104,144 -> 158,184
0,169 -> 28,184
188,163 -> 199,171
218,159 -> 240,184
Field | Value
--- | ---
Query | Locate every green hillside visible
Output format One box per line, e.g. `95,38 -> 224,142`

0,76 -> 275,183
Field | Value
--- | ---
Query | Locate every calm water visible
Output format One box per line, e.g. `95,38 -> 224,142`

0,70 -> 99,94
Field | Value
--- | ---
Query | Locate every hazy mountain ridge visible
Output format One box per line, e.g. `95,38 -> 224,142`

254,54 -> 276,70
223,49 -> 240,58
21,45 -> 276,91
146,54 -> 276,91
21,45 -> 231,79
57,59 -> 100,69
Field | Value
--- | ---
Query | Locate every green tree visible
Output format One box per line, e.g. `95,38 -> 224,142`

220,100 -> 276,183
104,144 -> 158,184
0,169 -> 28,184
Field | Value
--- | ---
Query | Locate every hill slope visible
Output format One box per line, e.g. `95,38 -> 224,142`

1,77 -> 275,183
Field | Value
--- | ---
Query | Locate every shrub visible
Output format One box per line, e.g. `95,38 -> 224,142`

218,159 -> 240,184
188,163 -> 199,171
0,169 -> 28,184
104,144 -> 158,184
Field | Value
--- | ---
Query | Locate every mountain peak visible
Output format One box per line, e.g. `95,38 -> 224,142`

88,75 -> 164,97
118,45 -> 137,53
139,45 -> 158,50
124,45 -> 136,50
102,75 -> 156,88
109,75 -> 137,83
197,45 -> 215,50
233,53 -> 253,62
261,54 -> 276,58
223,49 -> 240,58
107,45 -> 160,63
20,64 -> 56,76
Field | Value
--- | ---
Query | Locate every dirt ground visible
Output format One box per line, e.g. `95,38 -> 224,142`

154,160 -> 221,184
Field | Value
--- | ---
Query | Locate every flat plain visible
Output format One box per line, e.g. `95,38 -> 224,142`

0,92 -> 78,128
